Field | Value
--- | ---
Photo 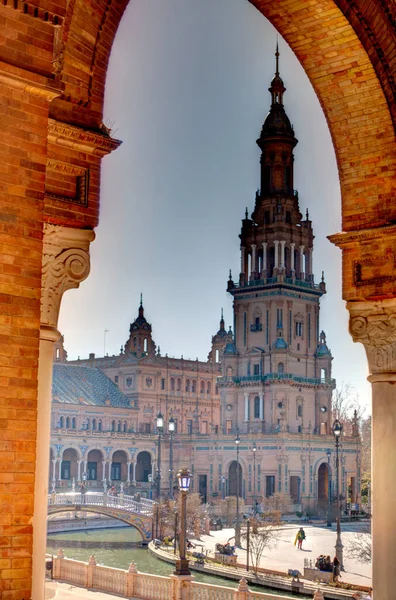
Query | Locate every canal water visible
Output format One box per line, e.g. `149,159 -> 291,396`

47,527 -> 310,598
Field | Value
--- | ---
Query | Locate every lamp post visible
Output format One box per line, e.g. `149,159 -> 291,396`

332,419 -> 344,570
235,431 -> 241,546
168,417 -> 175,499
326,448 -> 332,527
244,515 -> 251,572
155,412 -> 164,499
174,468 -> 191,576
220,475 -> 226,500
252,442 -> 257,514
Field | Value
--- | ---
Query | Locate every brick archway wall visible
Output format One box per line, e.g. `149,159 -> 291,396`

0,0 -> 395,597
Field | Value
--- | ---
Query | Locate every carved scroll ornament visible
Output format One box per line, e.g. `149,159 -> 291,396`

348,299 -> 396,375
41,224 -> 95,330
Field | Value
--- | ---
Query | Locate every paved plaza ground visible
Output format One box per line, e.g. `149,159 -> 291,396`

189,523 -> 372,588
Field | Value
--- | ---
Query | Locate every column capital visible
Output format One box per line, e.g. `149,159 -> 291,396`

41,224 -> 95,336
347,298 -> 396,379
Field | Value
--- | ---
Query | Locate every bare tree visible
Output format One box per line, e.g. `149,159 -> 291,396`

241,514 -> 280,573
332,382 -> 366,436
345,522 -> 371,563
262,492 -> 293,515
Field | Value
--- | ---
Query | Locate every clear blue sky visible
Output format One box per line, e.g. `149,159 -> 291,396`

58,0 -> 371,413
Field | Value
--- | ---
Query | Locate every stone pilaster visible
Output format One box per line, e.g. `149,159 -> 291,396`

32,224 -> 94,599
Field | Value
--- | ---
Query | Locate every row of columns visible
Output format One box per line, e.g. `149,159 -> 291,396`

50,459 -> 157,485
240,242 -> 313,279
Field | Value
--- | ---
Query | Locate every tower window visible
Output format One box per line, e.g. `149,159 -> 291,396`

295,322 -> 303,337
286,211 -> 291,223
177,378 -> 182,392
143,338 -> 148,353
186,379 -> 190,392
215,349 -> 220,362
297,405 -> 303,418
170,377 -> 175,392
264,210 -> 271,224
278,362 -> 284,374
192,380 -> 197,393
161,378 -> 165,390
254,396 -> 260,418
200,381 -> 205,394
253,364 -> 260,376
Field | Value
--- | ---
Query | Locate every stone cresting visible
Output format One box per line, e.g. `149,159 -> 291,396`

51,551 -> 283,600
47,492 -> 154,541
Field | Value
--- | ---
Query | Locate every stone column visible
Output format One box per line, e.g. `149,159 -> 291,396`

102,461 -> 107,483
280,240 -> 285,270
299,245 -> 305,279
262,242 -> 267,274
133,461 -> 137,483
274,241 -> 279,269
77,460 -> 82,482
251,244 -> 257,278
259,394 -> 264,421
240,246 -> 245,276
58,459 -> 63,483
32,225 -> 94,600
290,243 -> 295,272
244,394 -> 249,421
308,247 -> 313,277
348,299 -> 396,600
127,461 -> 132,484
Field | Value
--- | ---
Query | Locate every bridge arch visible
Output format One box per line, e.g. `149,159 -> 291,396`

47,505 -> 152,542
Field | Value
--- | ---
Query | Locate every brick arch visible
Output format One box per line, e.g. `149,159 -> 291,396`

55,0 -> 395,234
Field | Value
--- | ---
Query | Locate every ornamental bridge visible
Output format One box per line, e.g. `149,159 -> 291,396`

47,492 -> 155,541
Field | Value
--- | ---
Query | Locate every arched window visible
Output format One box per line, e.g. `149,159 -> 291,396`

186,379 -> 190,392
117,420 -> 121,432
177,378 -> 182,392
278,362 -> 284,374
297,405 -> 303,418
254,396 -> 260,419
111,420 -> 116,432
215,349 -> 220,362
200,381 -> 205,394
92,419 -> 96,430
192,380 -> 196,393
320,368 -> 327,382
170,377 -> 175,392
59,416 -> 64,428
72,417 -> 76,429
143,338 -> 148,353
65,417 -> 70,429
86,418 -> 90,430
98,421 -> 102,432
207,381 -> 212,394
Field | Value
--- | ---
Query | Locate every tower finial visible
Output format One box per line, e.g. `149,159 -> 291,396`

140,293 -> 143,308
245,207 -> 248,219
221,307 -> 224,320
275,41 -> 279,76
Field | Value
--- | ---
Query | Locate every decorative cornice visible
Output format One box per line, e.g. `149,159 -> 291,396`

0,71 -> 60,101
328,224 -> 396,249
48,119 -> 122,156
0,0 -> 63,25
41,224 -> 95,330
348,298 -> 396,374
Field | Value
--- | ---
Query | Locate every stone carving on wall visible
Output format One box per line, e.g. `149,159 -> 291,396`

41,224 -> 95,330
348,299 -> 396,374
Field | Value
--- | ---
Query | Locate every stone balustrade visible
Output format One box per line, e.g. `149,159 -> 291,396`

50,550 -> 291,600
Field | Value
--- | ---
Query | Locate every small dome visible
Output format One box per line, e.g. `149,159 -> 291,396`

261,105 -> 294,138
316,343 -> 331,357
224,342 -> 237,355
274,337 -> 288,349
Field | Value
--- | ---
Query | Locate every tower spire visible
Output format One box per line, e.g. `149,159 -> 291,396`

140,293 -> 143,308
275,41 -> 279,76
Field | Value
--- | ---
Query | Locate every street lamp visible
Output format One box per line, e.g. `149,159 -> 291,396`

243,515 -> 251,572
220,475 -> 227,500
235,431 -> 241,546
326,448 -> 332,527
174,468 -> 192,576
252,442 -> 257,514
155,412 -> 164,499
332,418 -> 344,569
168,417 -> 175,499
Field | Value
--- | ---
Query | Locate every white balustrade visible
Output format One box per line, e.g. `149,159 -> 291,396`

93,565 -> 126,595
190,581 -> 234,600
134,572 -> 173,600
48,491 -> 154,516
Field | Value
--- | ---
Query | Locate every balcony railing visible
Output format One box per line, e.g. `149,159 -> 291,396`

250,323 -> 263,332
231,277 -> 322,291
218,373 -> 335,386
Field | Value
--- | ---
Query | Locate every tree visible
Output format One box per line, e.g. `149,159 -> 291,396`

241,514 -> 280,573
262,492 -> 293,515
332,382 -> 367,437
345,522 -> 371,563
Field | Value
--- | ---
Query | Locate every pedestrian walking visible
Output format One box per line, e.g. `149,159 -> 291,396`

294,527 -> 306,550
332,555 -> 341,582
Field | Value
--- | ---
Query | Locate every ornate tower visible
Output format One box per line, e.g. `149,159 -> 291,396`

221,48 -> 334,438
124,295 -> 156,358
208,309 -> 233,363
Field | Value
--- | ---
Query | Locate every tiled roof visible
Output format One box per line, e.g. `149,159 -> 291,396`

52,364 -> 131,408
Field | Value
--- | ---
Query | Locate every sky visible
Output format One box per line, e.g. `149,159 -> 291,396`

58,0 -> 371,414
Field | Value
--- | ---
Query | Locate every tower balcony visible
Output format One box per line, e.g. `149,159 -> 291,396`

229,274 -> 324,295
217,372 -> 336,387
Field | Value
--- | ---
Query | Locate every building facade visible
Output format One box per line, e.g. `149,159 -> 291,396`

50,56 -> 361,511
